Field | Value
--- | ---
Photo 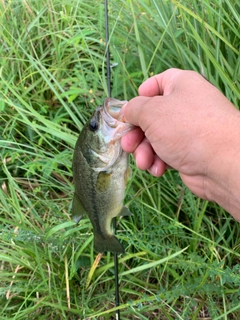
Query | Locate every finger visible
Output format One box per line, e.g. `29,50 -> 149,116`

134,138 -> 155,170
138,68 -> 182,96
123,96 -> 160,130
147,154 -> 166,177
121,127 -> 144,153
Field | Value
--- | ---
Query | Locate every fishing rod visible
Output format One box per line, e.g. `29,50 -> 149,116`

104,1 -> 121,319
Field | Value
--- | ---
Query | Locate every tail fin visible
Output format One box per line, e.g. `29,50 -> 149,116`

94,234 -> 125,254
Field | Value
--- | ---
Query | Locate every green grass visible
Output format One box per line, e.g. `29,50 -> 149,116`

0,0 -> 240,319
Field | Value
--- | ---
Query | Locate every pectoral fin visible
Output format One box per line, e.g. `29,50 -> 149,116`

96,171 -> 112,192
72,193 -> 87,223
118,206 -> 132,217
124,166 -> 132,184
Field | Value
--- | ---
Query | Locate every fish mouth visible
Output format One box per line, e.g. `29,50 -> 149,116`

103,98 -> 127,124
101,98 -> 134,140
92,98 -> 134,172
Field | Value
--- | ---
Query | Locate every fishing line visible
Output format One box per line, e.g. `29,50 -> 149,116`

104,1 -> 121,319
104,0 -> 111,97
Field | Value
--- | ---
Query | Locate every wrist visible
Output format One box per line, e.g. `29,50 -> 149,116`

204,114 -> 240,221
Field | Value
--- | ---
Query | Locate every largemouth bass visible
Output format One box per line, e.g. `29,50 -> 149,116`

72,98 -> 134,254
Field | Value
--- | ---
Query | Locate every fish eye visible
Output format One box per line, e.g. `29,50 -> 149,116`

89,118 -> 99,131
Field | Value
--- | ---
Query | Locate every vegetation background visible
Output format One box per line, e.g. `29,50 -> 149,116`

0,0 -> 239,319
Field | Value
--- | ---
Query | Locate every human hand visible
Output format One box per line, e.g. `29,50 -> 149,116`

121,68 -> 240,220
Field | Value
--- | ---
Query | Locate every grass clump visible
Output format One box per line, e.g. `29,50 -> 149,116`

0,0 -> 239,319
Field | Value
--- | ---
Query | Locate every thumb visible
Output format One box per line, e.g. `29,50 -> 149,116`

138,68 -> 182,96
123,96 -> 154,130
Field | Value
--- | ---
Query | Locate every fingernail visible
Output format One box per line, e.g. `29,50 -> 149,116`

148,164 -> 159,177
120,102 -> 127,114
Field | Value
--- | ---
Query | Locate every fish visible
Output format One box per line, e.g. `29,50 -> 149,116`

72,98 -> 134,254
